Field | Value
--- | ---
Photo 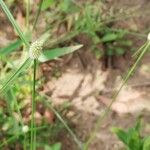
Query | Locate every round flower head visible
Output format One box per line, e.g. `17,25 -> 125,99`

29,41 -> 43,59
22,125 -> 29,133
148,33 -> 150,41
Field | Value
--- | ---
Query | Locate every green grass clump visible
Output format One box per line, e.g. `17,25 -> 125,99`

112,119 -> 150,150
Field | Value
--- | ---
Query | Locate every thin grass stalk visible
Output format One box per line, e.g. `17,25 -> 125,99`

26,0 -> 30,30
0,58 -> 31,94
46,102 -> 83,150
0,126 -> 47,148
32,0 -> 44,31
30,60 -> 37,150
83,41 -> 150,150
0,0 -> 29,46
0,135 -> 19,148
40,95 -> 83,150
8,88 -> 28,150
132,41 -> 148,58
24,1 -> 30,148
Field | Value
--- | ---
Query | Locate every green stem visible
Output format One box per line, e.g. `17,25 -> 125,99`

11,88 -> 27,150
47,102 -> 82,149
0,0 -> 29,46
30,59 -> 37,150
41,94 -> 83,150
26,0 -> 30,30
83,41 -> 150,150
32,0 -> 43,31
0,126 -> 47,148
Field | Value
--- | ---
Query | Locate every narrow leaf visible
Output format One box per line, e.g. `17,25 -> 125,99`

0,39 -> 22,56
38,45 -> 83,62
102,33 -> 118,42
0,58 -> 32,94
83,41 -> 150,150
0,0 -> 29,46
51,143 -> 61,150
41,95 -> 82,149
143,136 -> 150,150
111,127 -> 128,145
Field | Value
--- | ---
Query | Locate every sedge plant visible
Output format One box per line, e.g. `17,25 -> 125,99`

0,0 -> 82,149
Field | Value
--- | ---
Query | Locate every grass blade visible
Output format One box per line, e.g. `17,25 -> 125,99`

0,58 -> 32,94
132,41 -> 148,58
41,95 -> 83,149
30,60 -> 37,150
0,39 -> 22,57
0,0 -> 29,46
83,41 -> 150,150
32,0 -> 44,30
38,45 -> 83,62
0,126 -> 47,148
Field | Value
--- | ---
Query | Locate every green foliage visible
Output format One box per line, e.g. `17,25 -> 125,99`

143,137 -> 150,150
39,45 -> 83,62
73,2 -> 132,58
75,4 -> 101,43
102,29 -> 132,56
0,39 -> 22,57
41,0 -> 54,10
112,120 -> 150,150
0,0 -> 29,46
44,143 -> 61,150
0,58 -> 32,94
0,0 -> 82,149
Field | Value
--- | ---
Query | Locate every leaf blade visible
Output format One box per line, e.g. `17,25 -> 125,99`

0,58 -> 32,94
0,39 -> 22,56
0,0 -> 29,46
38,45 -> 83,62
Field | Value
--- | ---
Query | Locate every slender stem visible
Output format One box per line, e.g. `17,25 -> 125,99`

40,94 -> 83,150
0,135 -> 19,148
11,89 -> 28,150
32,0 -> 44,31
26,0 -> 30,30
0,0 -> 29,46
0,126 -> 47,149
0,58 -> 32,94
5,89 -> 27,149
83,41 -> 150,150
47,102 -> 82,149
30,59 -> 37,150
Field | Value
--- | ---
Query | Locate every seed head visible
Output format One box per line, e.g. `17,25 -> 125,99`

29,41 -> 43,59
22,125 -> 29,133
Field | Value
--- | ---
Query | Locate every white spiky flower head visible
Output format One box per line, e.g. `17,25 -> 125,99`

147,32 -> 150,41
22,125 -> 29,133
29,41 -> 43,59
